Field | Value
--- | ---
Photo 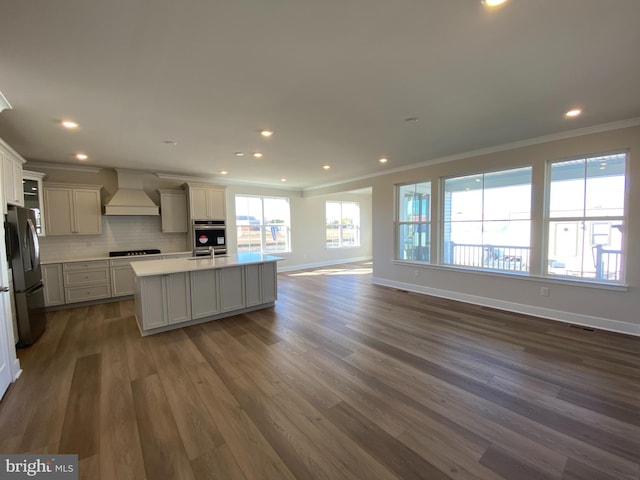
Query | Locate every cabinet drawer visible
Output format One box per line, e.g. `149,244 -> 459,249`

65,284 -> 111,303
64,268 -> 110,286
64,260 -> 109,271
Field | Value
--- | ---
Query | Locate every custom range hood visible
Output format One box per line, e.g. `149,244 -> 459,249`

103,169 -> 159,216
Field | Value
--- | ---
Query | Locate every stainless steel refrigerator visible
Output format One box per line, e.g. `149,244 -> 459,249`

6,206 -> 45,346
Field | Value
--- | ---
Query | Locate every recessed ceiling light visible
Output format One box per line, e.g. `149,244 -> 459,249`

481,0 -> 507,7
323,165 -> 331,170
260,129 -> 274,138
253,152 -> 263,158
565,108 -> 582,118
163,140 -> 177,145
234,152 -> 245,157
280,178 -> 287,182
404,117 -> 419,123
75,153 -> 88,160
379,158 -> 388,164
220,170 -> 228,175
62,120 -> 79,129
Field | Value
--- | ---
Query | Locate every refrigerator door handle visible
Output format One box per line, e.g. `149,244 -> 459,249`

27,217 -> 40,270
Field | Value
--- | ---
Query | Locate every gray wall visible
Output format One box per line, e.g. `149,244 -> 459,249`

365,124 -> 640,336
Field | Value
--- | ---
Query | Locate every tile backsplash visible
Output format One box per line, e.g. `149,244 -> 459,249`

40,215 -> 189,261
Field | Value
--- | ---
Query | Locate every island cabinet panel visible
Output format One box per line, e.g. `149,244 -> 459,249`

219,266 -> 245,312
261,261 -> 278,303
132,253 -> 281,335
190,269 -> 220,319
136,272 -> 191,329
244,264 -> 262,307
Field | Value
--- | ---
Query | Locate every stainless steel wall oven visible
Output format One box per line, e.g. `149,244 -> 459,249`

193,220 -> 226,256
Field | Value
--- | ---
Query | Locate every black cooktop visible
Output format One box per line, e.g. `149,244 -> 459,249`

108,249 -> 161,257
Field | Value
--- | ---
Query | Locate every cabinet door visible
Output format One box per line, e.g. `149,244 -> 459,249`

190,269 -> 220,319
206,188 -> 226,219
73,189 -> 102,234
166,272 -> 191,324
220,266 -> 245,312
139,276 -> 167,329
42,264 -> 65,306
111,266 -> 135,296
244,264 -> 262,307
44,187 -> 75,235
161,192 -> 188,233
11,160 -> 24,207
261,262 -> 278,303
189,186 -> 209,219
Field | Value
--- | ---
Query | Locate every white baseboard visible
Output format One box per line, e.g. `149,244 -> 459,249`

278,256 -> 372,273
372,277 -> 640,338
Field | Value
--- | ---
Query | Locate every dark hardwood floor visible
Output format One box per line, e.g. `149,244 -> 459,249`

1,261 -> 639,480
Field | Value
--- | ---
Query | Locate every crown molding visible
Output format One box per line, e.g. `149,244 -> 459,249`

303,117 -> 640,194
24,161 -> 103,174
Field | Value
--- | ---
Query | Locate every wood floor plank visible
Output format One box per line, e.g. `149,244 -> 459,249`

99,316 -> 146,480
2,262 -> 639,480
191,444 -> 249,480
131,374 -> 196,480
324,400 -> 451,480
185,361 -> 297,480
59,353 -> 102,459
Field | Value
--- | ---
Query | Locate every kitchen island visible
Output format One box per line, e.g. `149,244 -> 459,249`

131,253 -> 282,336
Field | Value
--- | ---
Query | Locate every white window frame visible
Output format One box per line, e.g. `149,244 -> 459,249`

325,201 -> 361,249
235,195 -> 291,253
396,181 -> 432,263
440,166 -> 532,274
543,151 -> 628,284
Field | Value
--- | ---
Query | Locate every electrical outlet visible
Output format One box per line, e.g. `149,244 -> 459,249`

540,287 -> 549,297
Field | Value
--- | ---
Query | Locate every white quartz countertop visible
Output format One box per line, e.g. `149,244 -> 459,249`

131,253 -> 284,277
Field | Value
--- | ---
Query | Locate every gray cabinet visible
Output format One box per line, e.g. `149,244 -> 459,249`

110,256 -> 159,297
159,189 -> 188,233
135,272 -> 191,330
44,184 -> 102,235
1,140 -> 25,211
42,263 -> 65,306
219,266 -> 245,312
190,269 -> 220,319
185,183 -> 226,220
63,260 -> 111,303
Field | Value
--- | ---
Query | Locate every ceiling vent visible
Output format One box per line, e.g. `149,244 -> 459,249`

103,169 -> 159,216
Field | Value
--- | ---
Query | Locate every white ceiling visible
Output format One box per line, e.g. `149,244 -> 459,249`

1,0 -> 639,191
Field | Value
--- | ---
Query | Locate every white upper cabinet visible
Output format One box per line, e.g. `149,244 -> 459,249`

159,189 -> 188,233
43,183 -> 102,235
0,138 -> 25,211
185,183 -> 226,220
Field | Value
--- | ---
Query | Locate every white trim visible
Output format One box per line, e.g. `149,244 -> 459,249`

278,256 -> 372,273
303,117 -> 640,194
372,276 -> 640,338
25,161 -> 102,174
11,359 -> 22,381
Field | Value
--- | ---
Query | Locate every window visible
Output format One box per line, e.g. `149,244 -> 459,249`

235,195 -> 291,253
546,152 -> 626,282
397,182 -> 431,262
442,167 -> 532,272
326,201 -> 360,248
